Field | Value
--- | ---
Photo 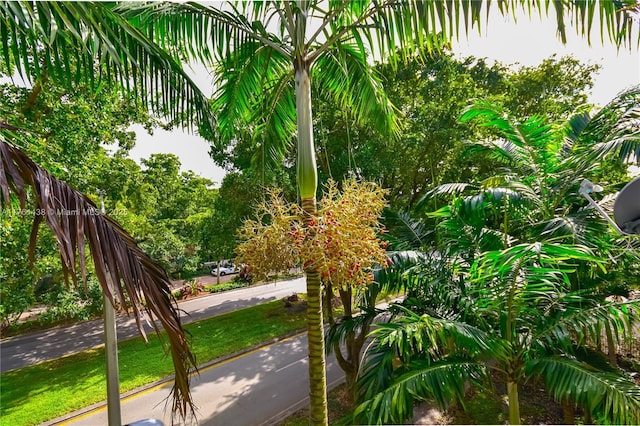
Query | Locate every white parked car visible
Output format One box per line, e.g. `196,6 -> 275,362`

211,266 -> 235,276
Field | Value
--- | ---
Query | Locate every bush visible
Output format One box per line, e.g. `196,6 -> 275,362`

206,281 -> 249,293
0,282 -> 35,330
37,279 -> 104,326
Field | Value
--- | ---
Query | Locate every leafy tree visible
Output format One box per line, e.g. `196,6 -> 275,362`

313,52 -> 600,209
0,82 -> 157,329
501,55 -> 599,120
204,172 -> 262,264
135,154 -> 217,275
0,209 -> 37,329
141,153 -> 184,220
428,85 -> 640,250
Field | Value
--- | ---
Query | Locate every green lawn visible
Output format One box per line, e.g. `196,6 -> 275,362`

0,298 -> 307,426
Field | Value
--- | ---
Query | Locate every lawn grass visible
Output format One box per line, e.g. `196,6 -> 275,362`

0,298 -> 307,426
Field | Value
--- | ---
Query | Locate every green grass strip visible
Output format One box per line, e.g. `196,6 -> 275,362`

0,299 -> 307,426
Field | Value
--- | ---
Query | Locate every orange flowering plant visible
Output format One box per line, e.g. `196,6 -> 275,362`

236,179 -> 388,287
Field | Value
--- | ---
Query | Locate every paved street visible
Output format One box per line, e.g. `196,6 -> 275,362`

56,333 -> 343,426
0,277 -> 306,372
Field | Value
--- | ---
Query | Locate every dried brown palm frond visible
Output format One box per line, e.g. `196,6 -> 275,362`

0,136 -> 197,419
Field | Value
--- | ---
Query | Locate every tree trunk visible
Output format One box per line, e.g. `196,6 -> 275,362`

302,197 -> 328,426
584,407 -> 593,424
507,381 -> 521,425
324,281 -> 334,325
296,60 -> 328,425
562,399 -> 575,425
605,323 -> 617,368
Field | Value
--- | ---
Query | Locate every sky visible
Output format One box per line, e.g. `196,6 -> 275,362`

129,7 -> 640,187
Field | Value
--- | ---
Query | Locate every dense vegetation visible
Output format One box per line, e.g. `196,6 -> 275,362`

2,3 -> 638,425
1,4 -> 638,425
1,52 -> 603,333
0,81 -> 218,331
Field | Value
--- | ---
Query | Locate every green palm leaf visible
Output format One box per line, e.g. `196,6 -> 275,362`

381,209 -> 432,250
211,39 -> 296,168
530,355 -> 640,425
575,85 -> 640,166
313,40 -> 400,137
534,298 -> 640,351
0,2 -> 214,131
355,351 -> 488,424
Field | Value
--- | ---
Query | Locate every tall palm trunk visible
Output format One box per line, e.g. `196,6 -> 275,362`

507,381 -> 520,425
506,263 -> 521,425
296,61 -> 328,425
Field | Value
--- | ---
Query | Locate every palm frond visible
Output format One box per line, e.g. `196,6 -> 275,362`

537,211 -> 610,245
381,209 -> 432,250
354,354 -> 488,424
211,39 -> 296,169
562,111 -> 591,155
0,139 -> 197,418
370,306 -> 501,361
348,0 -> 639,66
0,2 -> 214,131
424,182 -> 477,197
476,242 -> 598,279
120,1 -> 292,63
530,355 -> 640,425
534,298 -> 640,351
461,101 -> 558,180
314,40 -> 400,138
372,249 -> 429,296
576,85 -> 640,165
326,307 -> 378,355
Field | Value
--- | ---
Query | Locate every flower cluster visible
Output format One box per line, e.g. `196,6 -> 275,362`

235,179 -> 388,287
235,189 -> 303,283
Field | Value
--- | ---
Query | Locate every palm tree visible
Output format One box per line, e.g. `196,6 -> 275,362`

123,2 -> 639,423
352,88 -> 640,424
354,242 -> 640,425
427,85 -> 640,250
0,2 -> 216,417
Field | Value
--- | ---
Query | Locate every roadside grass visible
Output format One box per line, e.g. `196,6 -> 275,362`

0,298 -> 307,426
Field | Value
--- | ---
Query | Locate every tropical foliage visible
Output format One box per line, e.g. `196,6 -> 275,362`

122,2 -> 640,422
0,1 -> 219,416
355,243 -> 640,425
0,81 -> 218,333
349,88 -> 640,424
313,52 -> 602,209
1,1 -> 639,423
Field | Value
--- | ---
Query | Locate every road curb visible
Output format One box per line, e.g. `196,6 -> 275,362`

43,328 -> 308,425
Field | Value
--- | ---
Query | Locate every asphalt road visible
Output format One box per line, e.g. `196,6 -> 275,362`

57,333 -> 343,426
0,277 -> 306,372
